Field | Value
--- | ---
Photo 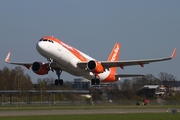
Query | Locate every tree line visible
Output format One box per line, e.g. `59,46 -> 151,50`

0,66 -> 34,90
0,66 -> 74,91
0,66 -> 179,102
0,66 -> 178,92
121,72 -> 178,91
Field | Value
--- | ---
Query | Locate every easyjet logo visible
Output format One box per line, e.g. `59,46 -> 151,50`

110,45 -> 119,61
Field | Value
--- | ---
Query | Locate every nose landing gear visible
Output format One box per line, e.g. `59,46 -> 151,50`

47,58 -> 63,86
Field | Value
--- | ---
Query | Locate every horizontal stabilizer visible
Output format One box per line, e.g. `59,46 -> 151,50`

115,74 -> 145,78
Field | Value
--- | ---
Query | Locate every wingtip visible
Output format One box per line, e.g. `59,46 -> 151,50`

171,48 -> 177,59
5,52 -> 11,63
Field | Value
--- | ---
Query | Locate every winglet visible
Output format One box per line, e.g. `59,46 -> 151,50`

5,52 -> 11,63
171,48 -> 177,59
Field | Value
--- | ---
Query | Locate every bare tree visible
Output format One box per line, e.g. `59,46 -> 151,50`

158,72 -> 176,81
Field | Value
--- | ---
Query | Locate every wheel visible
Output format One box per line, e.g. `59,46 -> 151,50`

91,79 -> 95,85
55,79 -> 58,86
59,79 -> 63,86
95,79 -> 100,85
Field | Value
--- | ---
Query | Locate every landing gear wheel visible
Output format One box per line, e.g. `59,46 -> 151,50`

91,74 -> 100,85
54,68 -> 63,86
59,79 -> 63,86
91,78 -> 100,85
55,79 -> 58,86
54,79 -> 63,86
91,79 -> 95,85
96,79 -> 100,85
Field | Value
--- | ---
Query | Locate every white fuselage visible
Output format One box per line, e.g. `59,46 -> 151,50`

36,40 -> 112,81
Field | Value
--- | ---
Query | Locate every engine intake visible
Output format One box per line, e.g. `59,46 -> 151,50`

87,60 -> 104,74
32,62 -> 48,75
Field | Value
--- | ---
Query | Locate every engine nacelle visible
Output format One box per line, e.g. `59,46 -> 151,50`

87,60 -> 104,74
32,62 -> 48,75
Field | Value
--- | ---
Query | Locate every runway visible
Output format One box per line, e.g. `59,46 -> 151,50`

0,108 -> 179,116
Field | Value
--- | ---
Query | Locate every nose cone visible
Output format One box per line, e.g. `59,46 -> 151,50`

36,41 -> 50,55
36,41 -> 44,52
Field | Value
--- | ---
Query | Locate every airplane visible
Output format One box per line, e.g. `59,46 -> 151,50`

5,36 -> 177,86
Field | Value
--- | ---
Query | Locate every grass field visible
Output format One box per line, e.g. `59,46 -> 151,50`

0,113 -> 179,120
0,104 -> 179,111
0,104 -> 179,120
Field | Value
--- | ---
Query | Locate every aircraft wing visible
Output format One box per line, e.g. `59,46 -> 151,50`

5,52 -> 58,69
5,52 -> 32,69
78,48 -> 176,70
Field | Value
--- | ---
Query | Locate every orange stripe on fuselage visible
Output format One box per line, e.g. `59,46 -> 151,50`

43,36 -> 88,62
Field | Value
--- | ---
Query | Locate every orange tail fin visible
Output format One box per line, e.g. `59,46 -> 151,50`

107,43 -> 120,72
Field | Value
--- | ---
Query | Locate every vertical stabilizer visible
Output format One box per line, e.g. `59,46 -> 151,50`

107,43 -> 120,72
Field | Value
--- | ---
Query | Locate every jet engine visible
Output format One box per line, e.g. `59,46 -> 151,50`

87,60 -> 104,74
32,62 -> 49,75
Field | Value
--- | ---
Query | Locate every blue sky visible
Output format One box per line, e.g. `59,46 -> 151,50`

0,0 -> 179,82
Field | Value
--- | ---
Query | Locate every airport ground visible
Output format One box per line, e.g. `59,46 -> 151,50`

0,113 -> 179,120
0,103 -> 180,119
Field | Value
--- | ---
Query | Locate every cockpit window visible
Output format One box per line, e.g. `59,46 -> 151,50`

39,38 -> 43,41
39,38 -> 54,43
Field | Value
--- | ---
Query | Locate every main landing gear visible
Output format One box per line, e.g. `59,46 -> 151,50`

54,68 -> 63,86
91,75 -> 100,85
